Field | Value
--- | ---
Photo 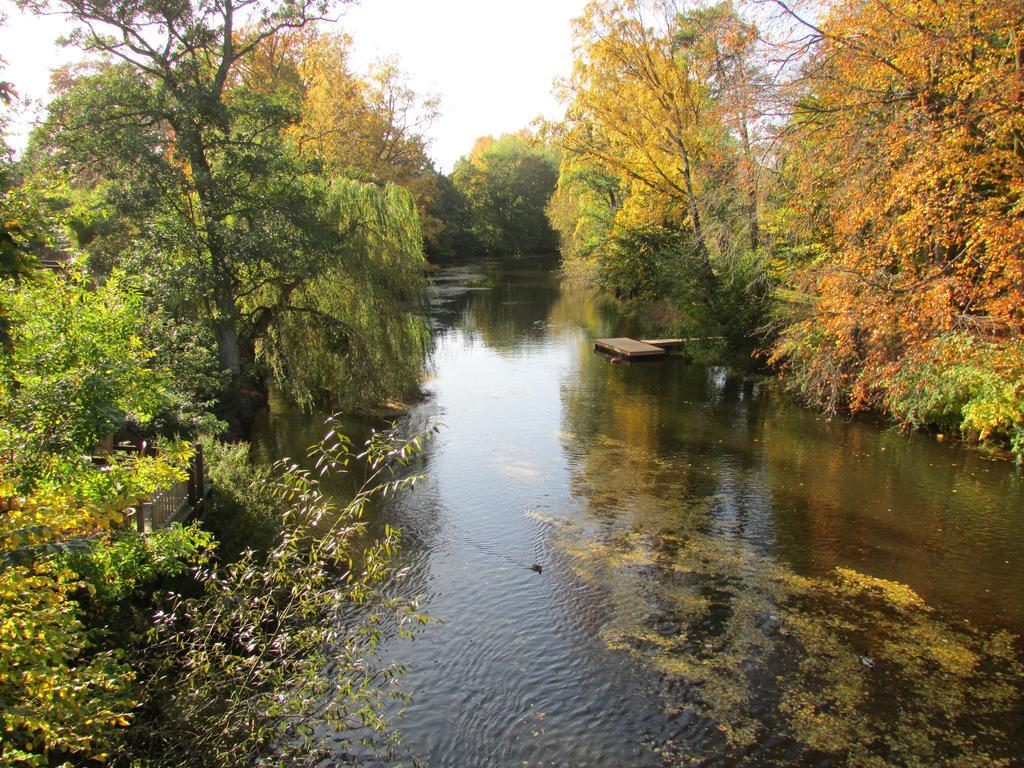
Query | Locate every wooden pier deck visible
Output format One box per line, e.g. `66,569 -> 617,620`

594,337 -> 667,359
640,338 -> 685,350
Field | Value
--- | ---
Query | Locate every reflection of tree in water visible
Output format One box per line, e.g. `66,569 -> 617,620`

464,266 -> 563,353
559,346 -> 763,491
546,279 -> 624,339
755,396 -> 1024,627
430,258 -> 625,358
426,260 -> 579,355
550,429 -> 1022,765
558,331 -> 1024,765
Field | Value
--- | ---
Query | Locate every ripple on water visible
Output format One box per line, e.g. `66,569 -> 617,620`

255,263 -> 1024,766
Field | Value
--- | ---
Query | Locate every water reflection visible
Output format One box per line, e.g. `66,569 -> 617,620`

549,494 -> 1022,764
560,331 -> 1024,628
253,261 -> 1023,767
556,272 -> 1024,763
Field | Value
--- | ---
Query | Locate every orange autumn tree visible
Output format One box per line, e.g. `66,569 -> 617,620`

770,0 -> 1024,456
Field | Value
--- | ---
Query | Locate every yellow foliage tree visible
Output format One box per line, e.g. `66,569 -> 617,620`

554,0 -> 717,288
237,28 -> 442,243
549,0 -> 773,306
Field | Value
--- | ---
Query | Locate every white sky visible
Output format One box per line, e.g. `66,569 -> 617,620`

0,0 -> 587,171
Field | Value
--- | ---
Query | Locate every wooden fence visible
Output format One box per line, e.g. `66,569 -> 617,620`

130,444 -> 207,533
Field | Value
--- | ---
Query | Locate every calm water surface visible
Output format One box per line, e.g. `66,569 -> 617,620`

255,261 -> 1024,767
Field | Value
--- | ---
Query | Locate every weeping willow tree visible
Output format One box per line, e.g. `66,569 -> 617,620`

259,178 -> 429,410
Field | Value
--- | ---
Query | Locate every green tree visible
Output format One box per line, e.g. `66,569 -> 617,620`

259,178 -> 430,410
19,0 -> 338,379
451,133 -> 560,259
424,170 -> 479,261
0,271 -> 187,508
23,0 -> 427,428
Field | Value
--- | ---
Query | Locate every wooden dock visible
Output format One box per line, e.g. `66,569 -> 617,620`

640,338 -> 685,350
594,337 -> 667,359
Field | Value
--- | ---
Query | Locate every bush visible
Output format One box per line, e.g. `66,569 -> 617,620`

63,525 -> 214,610
198,437 -> 280,561
886,334 -> 1024,460
0,560 -> 135,767
119,421 -> 435,767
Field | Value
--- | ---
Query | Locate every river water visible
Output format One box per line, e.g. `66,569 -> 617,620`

254,260 -> 1024,767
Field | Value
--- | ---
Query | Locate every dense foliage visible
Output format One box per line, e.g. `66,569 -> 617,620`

23,0 -> 431,429
1,0 -> 440,762
547,0 -> 1024,456
767,0 -> 1024,457
0,271 -> 188,524
260,179 -> 430,410
0,271 -> 193,767
430,133 -> 561,261
546,0 -> 769,360
0,250 -> 429,765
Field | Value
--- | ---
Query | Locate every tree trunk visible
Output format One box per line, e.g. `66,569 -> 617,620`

738,115 -> 760,252
175,129 -> 240,371
668,128 -> 717,299
213,297 -> 242,378
175,124 -> 255,433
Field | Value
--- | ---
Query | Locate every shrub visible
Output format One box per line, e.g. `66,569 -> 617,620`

118,421 -> 435,767
63,525 -> 215,609
886,334 -> 1024,460
198,437 -> 280,561
0,560 -> 134,767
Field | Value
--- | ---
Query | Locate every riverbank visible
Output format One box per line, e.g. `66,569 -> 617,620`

561,276 -> 1023,465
